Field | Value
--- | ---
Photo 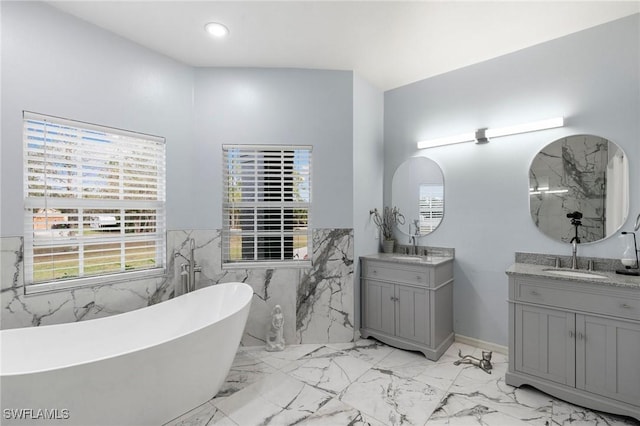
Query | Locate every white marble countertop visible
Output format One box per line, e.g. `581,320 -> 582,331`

506,262 -> 640,289
361,252 -> 454,266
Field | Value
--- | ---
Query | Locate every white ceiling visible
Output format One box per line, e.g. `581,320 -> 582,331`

48,1 -> 640,91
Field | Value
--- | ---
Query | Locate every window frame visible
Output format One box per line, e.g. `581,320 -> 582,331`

221,144 -> 312,269
22,111 -> 166,294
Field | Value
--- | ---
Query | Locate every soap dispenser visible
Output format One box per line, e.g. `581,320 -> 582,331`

616,231 -> 640,276
621,234 -> 637,267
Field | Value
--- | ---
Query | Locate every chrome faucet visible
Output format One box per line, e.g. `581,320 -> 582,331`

409,235 -> 416,255
174,238 -> 201,294
189,239 -> 198,292
568,211 -> 582,270
570,237 -> 579,270
408,219 -> 420,255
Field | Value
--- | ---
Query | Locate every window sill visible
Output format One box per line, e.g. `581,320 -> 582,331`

24,268 -> 166,295
222,260 -> 312,270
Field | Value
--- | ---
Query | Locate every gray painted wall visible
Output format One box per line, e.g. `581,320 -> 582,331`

1,2 -> 355,236
0,1 -> 195,233
384,14 -> 640,346
353,74 -> 384,330
192,67 -> 354,230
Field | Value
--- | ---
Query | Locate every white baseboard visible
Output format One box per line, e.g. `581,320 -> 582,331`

454,334 -> 508,355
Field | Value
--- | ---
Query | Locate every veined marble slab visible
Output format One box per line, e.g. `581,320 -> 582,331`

169,229 -> 355,346
1,236 -> 170,329
2,229 -> 356,349
296,228 -> 354,343
166,339 -> 638,426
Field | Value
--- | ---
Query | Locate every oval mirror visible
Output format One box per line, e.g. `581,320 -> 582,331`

529,134 -> 629,243
392,156 -> 444,236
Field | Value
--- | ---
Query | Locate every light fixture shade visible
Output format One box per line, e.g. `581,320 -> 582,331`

416,132 -> 475,149
417,116 -> 564,149
485,117 -> 564,139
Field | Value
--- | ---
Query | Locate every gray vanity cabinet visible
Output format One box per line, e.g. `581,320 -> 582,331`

363,280 -> 396,336
363,278 -> 430,344
507,273 -> 640,420
514,304 -> 575,386
576,314 -> 640,406
360,255 -> 454,360
396,286 -> 430,344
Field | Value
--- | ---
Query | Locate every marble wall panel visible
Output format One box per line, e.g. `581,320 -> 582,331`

1,236 -> 169,329
169,229 -> 299,346
297,229 -> 355,343
1,228 -> 355,346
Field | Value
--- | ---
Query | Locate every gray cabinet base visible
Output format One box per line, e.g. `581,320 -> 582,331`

360,328 -> 454,361
506,371 -> 640,421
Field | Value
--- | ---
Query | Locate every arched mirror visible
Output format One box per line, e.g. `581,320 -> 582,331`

529,134 -> 629,243
392,156 -> 444,236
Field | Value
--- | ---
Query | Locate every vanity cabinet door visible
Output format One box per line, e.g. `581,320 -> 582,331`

576,314 -> 640,406
514,304 -> 575,386
362,279 -> 395,336
395,285 -> 430,345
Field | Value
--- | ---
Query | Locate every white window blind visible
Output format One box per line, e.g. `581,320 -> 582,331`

23,111 -> 166,289
222,145 -> 312,267
419,184 -> 444,233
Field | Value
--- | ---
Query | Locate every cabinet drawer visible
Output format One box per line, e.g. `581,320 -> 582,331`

515,279 -> 640,321
362,261 -> 428,286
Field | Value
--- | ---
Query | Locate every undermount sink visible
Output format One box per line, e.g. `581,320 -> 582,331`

392,256 -> 422,261
543,269 -> 608,280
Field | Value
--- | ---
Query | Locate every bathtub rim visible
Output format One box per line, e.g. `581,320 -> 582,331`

0,282 -> 253,377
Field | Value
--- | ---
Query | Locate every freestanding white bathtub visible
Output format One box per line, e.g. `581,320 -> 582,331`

1,282 -> 253,426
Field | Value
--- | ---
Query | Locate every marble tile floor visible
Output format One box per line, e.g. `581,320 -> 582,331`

165,339 -> 639,426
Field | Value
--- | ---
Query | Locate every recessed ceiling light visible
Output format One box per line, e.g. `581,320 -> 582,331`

205,22 -> 229,38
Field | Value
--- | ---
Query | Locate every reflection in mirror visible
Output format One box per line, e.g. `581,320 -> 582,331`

392,156 -> 444,236
529,134 -> 629,243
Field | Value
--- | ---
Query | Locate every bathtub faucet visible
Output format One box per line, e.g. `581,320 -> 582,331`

174,238 -> 202,294
188,238 -> 201,292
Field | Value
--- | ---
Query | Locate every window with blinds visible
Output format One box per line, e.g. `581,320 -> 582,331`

419,184 -> 444,234
222,145 -> 312,267
23,112 -> 166,291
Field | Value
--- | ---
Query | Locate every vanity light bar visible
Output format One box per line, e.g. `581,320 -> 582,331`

417,117 -> 564,149
416,132 -> 476,149
486,117 -> 565,138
